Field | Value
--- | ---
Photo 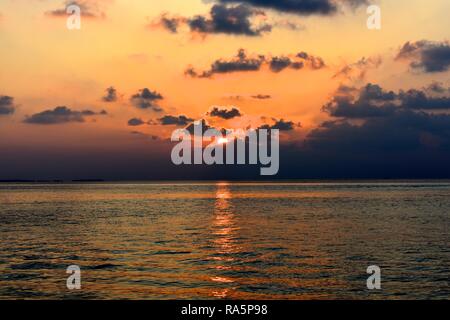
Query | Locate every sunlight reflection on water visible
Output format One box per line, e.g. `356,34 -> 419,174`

0,181 -> 449,299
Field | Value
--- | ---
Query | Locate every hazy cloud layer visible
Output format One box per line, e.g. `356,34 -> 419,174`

24,106 -> 107,124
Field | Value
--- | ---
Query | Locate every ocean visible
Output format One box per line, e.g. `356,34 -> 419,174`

0,182 -> 448,299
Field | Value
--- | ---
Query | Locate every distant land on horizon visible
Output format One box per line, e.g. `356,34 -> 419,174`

2,178 -> 450,184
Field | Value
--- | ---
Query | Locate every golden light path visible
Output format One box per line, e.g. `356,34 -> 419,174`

211,182 -> 240,298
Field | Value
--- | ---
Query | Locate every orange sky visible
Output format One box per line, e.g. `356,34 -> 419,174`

0,0 -> 449,149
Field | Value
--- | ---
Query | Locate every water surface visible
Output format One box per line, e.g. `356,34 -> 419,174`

0,182 -> 448,299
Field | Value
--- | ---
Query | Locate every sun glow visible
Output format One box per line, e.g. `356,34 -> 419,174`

217,137 -> 229,144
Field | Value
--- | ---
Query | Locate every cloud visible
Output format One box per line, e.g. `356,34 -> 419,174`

398,89 -> 450,110
185,119 -> 214,135
323,83 -> 450,119
296,51 -> 326,69
186,49 -> 325,78
130,88 -> 164,111
46,0 -> 111,19
0,95 -> 15,115
323,93 -> 397,119
272,89 -> 450,179
307,110 -> 450,154
151,13 -> 185,33
425,82 -> 448,94
102,86 -> 118,102
216,0 -> 368,16
152,1 -> 368,39
259,118 -> 298,131
252,94 -> 272,99
396,40 -> 450,73
188,4 -> 271,36
186,49 -> 265,78
269,56 -> 300,72
217,0 -> 336,15
158,115 -> 194,126
24,106 -> 106,125
153,4 -> 271,36
7,84 -> 450,180
207,107 -> 242,119
333,56 -> 382,81
128,118 -> 146,126
268,53 -> 325,72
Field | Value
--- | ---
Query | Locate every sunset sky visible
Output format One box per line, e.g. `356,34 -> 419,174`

1,0 -> 450,180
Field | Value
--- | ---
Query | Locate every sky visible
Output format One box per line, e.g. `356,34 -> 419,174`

1,0 -> 450,180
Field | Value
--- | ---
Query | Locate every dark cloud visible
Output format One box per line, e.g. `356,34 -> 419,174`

217,0 -> 336,15
24,106 -> 106,125
252,94 -> 272,99
80,109 -> 107,116
398,89 -> 450,110
208,107 -> 242,119
259,118 -> 298,131
46,0 -> 108,19
396,40 -> 450,73
130,88 -> 164,111
324,83 -> 450,119
159,115 -> 194,126
102,86 -> 118,102
188,4 -> 271,36
153,1 -> 368,38
269,56 -> 301,72
186,49 -> 265,78
307,110 -> 450,154
6,87 -> 450,180
185,119 -> 214,135
296,51 -> 326,69
186,49 -> 324,78
128,118 -> 146,126
0,95 -> 15,115
217,0 -> 368,16
268,53 -> 325,72
154,4 -> 271,36
359,83 -> 396,102
265,95 -> 450,179
323,94 -> 397,119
